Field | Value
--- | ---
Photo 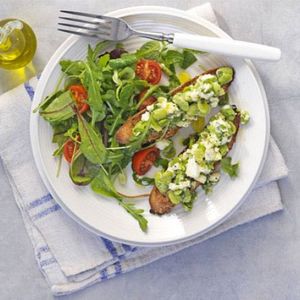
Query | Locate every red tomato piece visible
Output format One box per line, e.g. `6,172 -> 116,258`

135,59 -> 162,84
69,85 -> 89,114
132,146 -> 160,175
63,136 -> 80,163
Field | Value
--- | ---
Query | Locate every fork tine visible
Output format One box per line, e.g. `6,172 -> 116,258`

58,16 -> 111,30
57,28 -> 111,40
58,22 -> 110,35
60,10 -> 114,22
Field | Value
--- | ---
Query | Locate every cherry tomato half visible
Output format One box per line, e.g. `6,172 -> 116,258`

132,146 -> 160,176
137,89 -> 157,111
69,85 -> 89,114
63,140 -> 76,163
63,136 -> 80,163
135,59 -> 162,85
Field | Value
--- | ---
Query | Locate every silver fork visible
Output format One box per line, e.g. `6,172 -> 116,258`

58,10 -> 281,61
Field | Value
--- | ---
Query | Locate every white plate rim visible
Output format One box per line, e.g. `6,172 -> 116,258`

30,6 -> 270,247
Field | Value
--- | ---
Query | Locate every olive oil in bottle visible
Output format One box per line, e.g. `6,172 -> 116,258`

0,19 -> 37,69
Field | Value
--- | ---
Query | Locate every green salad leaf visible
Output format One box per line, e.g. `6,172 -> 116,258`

77,113 -> 107,164
83,62 -> 105,125
180,49 -> 197,69
221,156 -> 239,177
163,49 -> 184,65
40,91 -> 75,122
136,41 -> 162,59
69,152 -> 99,185
91,168 -> 122,199
118,84 -> 135,108
60,60 -> 85,76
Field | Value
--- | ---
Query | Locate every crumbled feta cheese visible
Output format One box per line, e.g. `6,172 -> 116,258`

210,119 -> 231,134
205,147 -> 222,161
186,157 -> 201,179
147,104 -> 154,111
220,136 -> 230,145
187,90 -> 200,101
208,133 -> 220,146
197,174 -> 207,184
202,83 -> 211,93
141,111 -> 150,121
199,74 -> 215,81
156,140 -> 169,150
169,181 -> 191,191
210,97 -> 219,108
200,91 -> 214,100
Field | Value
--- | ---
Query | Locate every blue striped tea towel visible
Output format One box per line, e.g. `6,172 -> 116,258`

0,4 -> 288,296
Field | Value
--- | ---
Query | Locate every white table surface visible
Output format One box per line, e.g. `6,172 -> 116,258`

1,1 -> 300,299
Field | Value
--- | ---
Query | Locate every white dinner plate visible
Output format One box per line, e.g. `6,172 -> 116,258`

30,6 -> 270,246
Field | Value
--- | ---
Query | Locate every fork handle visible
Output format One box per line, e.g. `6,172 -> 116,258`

172,33 -> 281,61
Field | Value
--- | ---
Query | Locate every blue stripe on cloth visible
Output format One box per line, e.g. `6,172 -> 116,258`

38,245 -> 49,253
114,261 -> 122,275
101,238 -> 118,258
28,193 -> 53,210
100,268 -> 108,281
121,243 -> 133,252
32,204 -> 61,221
24,81 -> 35,100
40,257 -> 56,268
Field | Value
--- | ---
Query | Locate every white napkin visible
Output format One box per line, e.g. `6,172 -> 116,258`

0,3 -> 288,296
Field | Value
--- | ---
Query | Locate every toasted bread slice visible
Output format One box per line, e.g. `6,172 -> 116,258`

115,67 -> 234,145
149,109 -> 241,215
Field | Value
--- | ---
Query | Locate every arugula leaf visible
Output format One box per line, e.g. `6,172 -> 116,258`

60,60 -> 85,76
180,49 -> 197,69
77,113 -> 107,164
91,169 -> 148,232
221,157 -> 239,177
91,168 -> 122,199
69,152 -> 99,185
136,41 -> 162,59
40,91 -> 75,122
83,62 -> 104,125
119,201 -> 148,232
